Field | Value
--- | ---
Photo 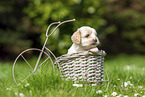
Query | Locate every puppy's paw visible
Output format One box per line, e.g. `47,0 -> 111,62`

101,50 -> 107,56
89,48 -> 99,53
96,50 -> 106,56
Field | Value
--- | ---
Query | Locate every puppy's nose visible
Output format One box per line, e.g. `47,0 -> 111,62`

93,39 -> 97,42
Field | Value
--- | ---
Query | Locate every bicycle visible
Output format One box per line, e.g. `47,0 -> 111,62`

12,19 -> 75,85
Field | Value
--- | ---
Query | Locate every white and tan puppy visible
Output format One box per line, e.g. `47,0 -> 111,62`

67,26 -> 100,54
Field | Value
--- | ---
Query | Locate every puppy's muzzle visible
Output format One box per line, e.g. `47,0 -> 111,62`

93,39 -> 97,42
92,39 -> 99,45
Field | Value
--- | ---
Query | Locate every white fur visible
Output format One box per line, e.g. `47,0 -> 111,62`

67,26 -> 100,54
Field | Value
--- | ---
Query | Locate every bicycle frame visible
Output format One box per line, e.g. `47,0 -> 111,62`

12,19 -> 75,85
33,19 -> 75,71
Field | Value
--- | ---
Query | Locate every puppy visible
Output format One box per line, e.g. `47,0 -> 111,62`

67,26 -> 100,54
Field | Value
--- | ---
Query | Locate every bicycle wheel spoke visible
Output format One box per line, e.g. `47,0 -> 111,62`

21,71 -> 34,83
38,57 -> 50,68
21,55 -> 33,70
13,48 -> 55,85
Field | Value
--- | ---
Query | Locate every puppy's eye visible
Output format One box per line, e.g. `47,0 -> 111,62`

85,34 -> 90,38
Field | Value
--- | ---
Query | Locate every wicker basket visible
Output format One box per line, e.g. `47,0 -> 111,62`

55,50 -> 108,84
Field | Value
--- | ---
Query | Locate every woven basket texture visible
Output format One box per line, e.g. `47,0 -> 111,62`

56,50 -> 106,83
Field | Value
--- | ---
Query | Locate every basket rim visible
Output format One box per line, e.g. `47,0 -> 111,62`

56,50 -> 106,62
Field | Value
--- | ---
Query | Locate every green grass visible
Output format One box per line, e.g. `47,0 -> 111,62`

0,54 -> 145,97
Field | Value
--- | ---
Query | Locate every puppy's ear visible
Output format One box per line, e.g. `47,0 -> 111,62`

71,29 -> 81,44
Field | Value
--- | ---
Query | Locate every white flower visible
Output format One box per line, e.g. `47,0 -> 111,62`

19,93 -> 25,97
96,90 -> 102,94
15,91 -> 18,95
124,96 -> 128,97
130,84 -> 133,86
124,82 -> 128,87
130,77 -> 133,79
127,81 -> 131,84
122,81 -> 134,87
25,83 -> 29,87
73,84 -> 83,87
104,95 -> 107,97
117,94 -> 121,97
77,84 -> 83,87
6,88 -> 11,90
134,93 -> 139,97
119,94 -> 121,96
142,95 -> 145,97
92,84 -> 97,86
73,84 -> 78,87
138,86 -> 143,88
111,92 -> 117,96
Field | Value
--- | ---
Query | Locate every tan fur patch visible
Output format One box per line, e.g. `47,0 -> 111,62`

71,29 -> 81,44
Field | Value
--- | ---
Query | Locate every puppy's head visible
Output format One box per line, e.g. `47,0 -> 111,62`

71,26 -> 99,49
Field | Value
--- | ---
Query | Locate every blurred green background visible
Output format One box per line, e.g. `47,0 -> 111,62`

0,0 -> 145,61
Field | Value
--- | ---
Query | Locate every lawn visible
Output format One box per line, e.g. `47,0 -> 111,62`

0,54 -> 145,97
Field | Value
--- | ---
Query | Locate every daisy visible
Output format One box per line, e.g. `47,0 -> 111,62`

92,84 -> 97,86
138,86 -> 143,88
124,95 -> 128,97
6,88 -> 11,90
19,93 -> 25,97
15,91 -> 18,95
127,81 -> 131,85
73,84 -> 83,87
134,93 -> 139,97
77,84 -> 83,87
111,92 -> 117,96
124,82 -> 128,87
25,83 -> 29,87
73,84 -> 78,87
96,90 -> 102,94
104,95 -> 107,97
130,84 -> 133,86
117,94 -> 121,97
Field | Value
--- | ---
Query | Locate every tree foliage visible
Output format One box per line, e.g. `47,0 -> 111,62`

24,0 -> 106,55
0,0 -> 41,60
0,0 -> 145,60
102,0 -> 145,54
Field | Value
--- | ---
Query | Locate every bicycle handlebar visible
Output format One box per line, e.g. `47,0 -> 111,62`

46,21 -> 60,37
46,19 -> 75,37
